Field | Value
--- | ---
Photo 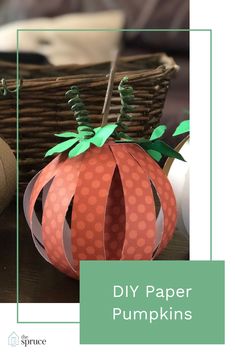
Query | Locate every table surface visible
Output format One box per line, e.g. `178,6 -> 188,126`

0,200 -> 189,303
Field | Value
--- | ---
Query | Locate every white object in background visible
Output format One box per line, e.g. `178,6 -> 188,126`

0,137 -> 16,214
181,168 -> 189,235
164,137 -> 189,238
0,11 -> 124,66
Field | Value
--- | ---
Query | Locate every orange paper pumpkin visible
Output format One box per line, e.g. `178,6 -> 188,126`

24,142 -> 177,279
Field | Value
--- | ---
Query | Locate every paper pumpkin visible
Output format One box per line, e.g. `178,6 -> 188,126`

24,142 -> 177,279
0,137 -> 16,214
23,75 -> 188,279
164,137 -> 189,238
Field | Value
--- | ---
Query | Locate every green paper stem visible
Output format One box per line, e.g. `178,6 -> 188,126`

65,85 -> 94,137
45,77 -> 189,162
116,76 -> 134,135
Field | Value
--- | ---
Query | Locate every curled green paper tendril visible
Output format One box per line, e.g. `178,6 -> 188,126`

45,79 -> 189,163
45,85 -> 118,158
65,86 -> 94,139
117,76 -> 134,132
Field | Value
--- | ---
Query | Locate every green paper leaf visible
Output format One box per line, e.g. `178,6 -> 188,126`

141,140 -> 185,161
173,120 -> 190,136
116,137 -> 147,144
116,132 -> 134,140
68,140 -> 90,158
154,141 -> 185,161
55,132 -> 79,138
150,125 -> 167,141
147,149 -> 162,162
45,137 -> 79,157
91,124 -> 117,147
54,130 -> 94,141
76,131 -> 94,139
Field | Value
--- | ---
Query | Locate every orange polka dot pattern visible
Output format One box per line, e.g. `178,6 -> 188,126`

42,154 -> 83,278
125,144 -> 177,256
26,141 -> 177,279
104,167 -> 125,260
71,145 -> 116,270
110,144 -> 156,260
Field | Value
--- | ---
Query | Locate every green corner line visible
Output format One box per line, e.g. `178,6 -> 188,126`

16,28 -> 213,324
16,28 -> 212,32
16,28 -> 19,323
210,29 -> 213,261
17,321 -> 80,324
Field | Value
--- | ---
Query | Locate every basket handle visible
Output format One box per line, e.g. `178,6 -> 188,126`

0,78 -> 22,96
159,53 -> 180,72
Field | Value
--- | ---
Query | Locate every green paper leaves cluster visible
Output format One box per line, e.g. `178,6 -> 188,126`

115,119 -> 189,162
45,137 -> 80,157
140,140 -> 185,162
45,124 -> 117,158
143,120 -> 189,161
45,86 -> 119,159
45,78 -> 189,163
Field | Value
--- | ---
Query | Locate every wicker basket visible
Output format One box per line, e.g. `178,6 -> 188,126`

0,52 -> 178,192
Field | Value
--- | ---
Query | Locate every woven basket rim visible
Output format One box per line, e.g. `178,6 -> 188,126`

2,52 -> 179,92
1,52 -> 179,190
0,51 -> 178,71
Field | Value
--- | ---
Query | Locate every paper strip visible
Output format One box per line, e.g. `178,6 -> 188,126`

126,144 -> 177,255
71,144 -> 116,270
110,143 -> 156,260
28,155 -> 63,223
42,155 -> 83,278
23,173 -> 50,262
104,165 -> 126,260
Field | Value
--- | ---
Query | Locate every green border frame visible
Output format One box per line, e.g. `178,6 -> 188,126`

16,28 -> 212,324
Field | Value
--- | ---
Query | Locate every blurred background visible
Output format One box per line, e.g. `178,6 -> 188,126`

0,0 -> 189,303
0,0 -> 189,129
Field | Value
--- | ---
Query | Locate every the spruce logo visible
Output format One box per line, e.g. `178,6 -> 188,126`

8,332 -> 19,347
8,333 -> 47,347
21,335 -> 47,347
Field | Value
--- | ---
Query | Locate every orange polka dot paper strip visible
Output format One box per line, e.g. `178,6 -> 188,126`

24,142 -> 177,279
